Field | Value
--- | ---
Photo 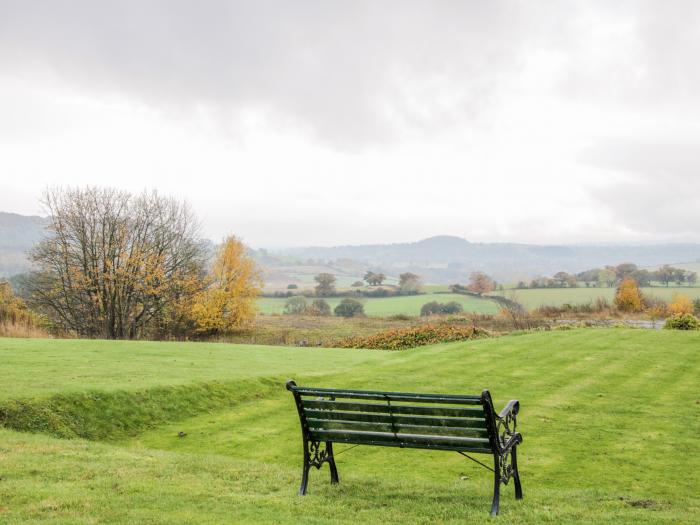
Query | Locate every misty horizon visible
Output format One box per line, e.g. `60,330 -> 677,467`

2,209 -> 700,253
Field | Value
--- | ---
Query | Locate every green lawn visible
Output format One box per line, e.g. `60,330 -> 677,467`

0,330 -> 699,523
491,286 -> 700,310
0,338 -> 384,401
257,292 -> 499,316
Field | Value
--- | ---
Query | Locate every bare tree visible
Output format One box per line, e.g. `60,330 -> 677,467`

25,187 -> 206,339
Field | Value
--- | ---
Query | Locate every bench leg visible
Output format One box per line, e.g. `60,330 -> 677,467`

326,441 -> 339,485
512,446 -> 523,500
299,440 -> 338,495
490,455 -> 501,516
299,443 -> 311,495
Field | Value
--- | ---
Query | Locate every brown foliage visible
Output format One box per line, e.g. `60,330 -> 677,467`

330,323 -> 491,350
25,187 -> 206,339
0,281 -> 48,338
467,271 -> 494,295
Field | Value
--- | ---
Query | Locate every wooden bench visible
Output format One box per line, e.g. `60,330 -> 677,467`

286,380 -> 523,516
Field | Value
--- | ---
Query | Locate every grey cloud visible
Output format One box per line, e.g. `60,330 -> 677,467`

0,0 -> 583,145
0,1 -> 697,152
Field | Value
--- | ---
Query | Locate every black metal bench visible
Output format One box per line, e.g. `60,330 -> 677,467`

286,380 -> 523,516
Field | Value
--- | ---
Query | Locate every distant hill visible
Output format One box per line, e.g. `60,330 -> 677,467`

3,213 -> 700,284
274,235 -> 700,283
0,212 -> 48,277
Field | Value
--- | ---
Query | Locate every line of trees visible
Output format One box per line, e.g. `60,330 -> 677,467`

20,187 -> 261,339
282,296 -> 365,318
519,263 -> 698,289
273,271 -> 423,299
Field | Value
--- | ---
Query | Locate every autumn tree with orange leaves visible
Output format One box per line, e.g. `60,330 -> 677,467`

613,278 -> 643,312
191,236 -> 262,334
467,271 -> 495,296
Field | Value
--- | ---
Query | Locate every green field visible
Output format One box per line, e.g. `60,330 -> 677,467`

1,330 -> 699,523
491,286 -> 700,310
257,292 -> 499,316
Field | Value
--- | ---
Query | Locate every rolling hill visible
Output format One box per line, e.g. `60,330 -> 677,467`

273,235 -> 700,283
3,211 -> 700,284
0,212 -> 47,277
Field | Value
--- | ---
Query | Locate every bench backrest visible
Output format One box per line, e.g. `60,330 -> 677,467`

287,382 -> 497,454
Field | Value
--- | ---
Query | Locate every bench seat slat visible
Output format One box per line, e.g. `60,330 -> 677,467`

308,428 -> 491,452
302,399 -> 484,418
307,418 -> 489,438
293,387 -> 482,405
304,409 -> 487,428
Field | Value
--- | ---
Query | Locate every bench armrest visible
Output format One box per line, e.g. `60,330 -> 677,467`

495,399 -> 521,453
498,400 -> 519,419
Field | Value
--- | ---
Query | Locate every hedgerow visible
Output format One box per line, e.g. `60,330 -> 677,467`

330,323 -> 491,350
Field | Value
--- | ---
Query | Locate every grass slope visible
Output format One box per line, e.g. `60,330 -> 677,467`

0,338 -> 383,401
257,292 -> 499,316
1,330 -> 699,523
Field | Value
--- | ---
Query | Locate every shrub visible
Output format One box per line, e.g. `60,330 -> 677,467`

420,301 -> 464,316
667,294 -> 694,315
663,313 -> 700,330
307,299 -> 331,316
442,301 -> 464,314
593,297 -> 612,312
286,284 -> 298,290
334,298 -> 365,318
351,281 -> 364,287
0,281 -> 47,337
645,295 -> 668,321
420,301 -> 442,316
694,298 -> 700,315
283,296 -> 308,315
614,278 -> 643,312
331,324 -> 491,350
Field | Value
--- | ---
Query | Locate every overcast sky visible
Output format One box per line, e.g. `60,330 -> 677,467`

1,1 -> 699,247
